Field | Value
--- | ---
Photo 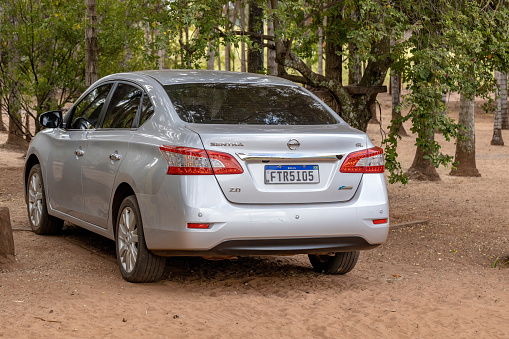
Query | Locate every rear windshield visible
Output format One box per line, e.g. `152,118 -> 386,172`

164,83 -> 339,125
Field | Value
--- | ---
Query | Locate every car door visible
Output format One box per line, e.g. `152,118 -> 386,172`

81,82 -> 145,228
46,83 -> 113,220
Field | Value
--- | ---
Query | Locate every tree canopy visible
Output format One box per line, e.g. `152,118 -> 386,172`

1,0 -> 508,182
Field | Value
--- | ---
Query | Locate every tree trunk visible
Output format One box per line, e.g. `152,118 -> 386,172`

207,42 -> 215,70
492,71 -> 505,145
6,108 -> 26,147
324,14 -> 342,115
324,16 -> 341,83
85,0 -> 98,87
391,71 -> 407,136
24,113 -> 31,142
407,119 -> 440,181
216,48 -> 221,70
0,97 -> 6,132
498,72 -> 508,129
224,5 -> 231,72
247,2 -> 263,74
348,10 -> 362,85
406,144 -> 441,181
318,21 -> 324,76
348,43 -> 362,85
266,1 -> 277,76
450,94 -> 480,177
240,2 -> 246,72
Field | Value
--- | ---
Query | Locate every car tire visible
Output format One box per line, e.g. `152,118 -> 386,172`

308,251 -> 360,274
115,195 -> 166,282
26,164 -> 64,235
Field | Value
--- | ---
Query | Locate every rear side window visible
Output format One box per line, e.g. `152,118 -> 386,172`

164,83 -> 338,125
138,94 -> 155,126
102,83 -> 143,129
70,83 -> 113,129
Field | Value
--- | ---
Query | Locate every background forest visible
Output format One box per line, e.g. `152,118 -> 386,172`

1,0 -> 509,183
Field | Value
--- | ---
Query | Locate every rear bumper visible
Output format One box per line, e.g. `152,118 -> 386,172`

138,173 -> 389,255
153,236 -> 379,257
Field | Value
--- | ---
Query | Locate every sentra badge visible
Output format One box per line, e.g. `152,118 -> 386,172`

210,142 -> 244,147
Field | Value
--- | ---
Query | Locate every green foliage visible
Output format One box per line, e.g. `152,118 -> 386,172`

0,0 -> 86,128
382,1 -> 509,182
96,0 -> 153,74
0,0 -> 154,135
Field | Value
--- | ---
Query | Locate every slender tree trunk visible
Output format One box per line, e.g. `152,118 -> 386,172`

325,17 -> 341,82
7,111 -> 20,144
247,2 -> 263,74
217,48 -> 221,70
492,71 -> 505,145
498,72 -> 508,129
6,105 -> 25,147
348,44 -> 362,85
24,113 -> 31,142
348,10 -> 361,85
207,42 -> 215,70
240,2 -> 246,72
178,27 -> 184,67
450,94 -> 480,177
266,1 -> 277,76
391,71 -> 407,136
85,0 -> 98,87
224,5 -> 231,71
0,96 -> 6,132
318,18 -> 324,76
324,15 -> 342,114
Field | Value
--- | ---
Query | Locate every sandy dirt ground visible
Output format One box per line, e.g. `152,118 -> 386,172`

1,92 -> 508,338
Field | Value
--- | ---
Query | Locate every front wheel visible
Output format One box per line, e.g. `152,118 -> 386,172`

26,164 -> 63,235
115,195 -> 166,282
308,251 -> 360,275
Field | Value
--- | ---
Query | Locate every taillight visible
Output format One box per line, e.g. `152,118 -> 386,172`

159,146 -> 243,175
187,223 -> 210,229
340,146 -> 385,173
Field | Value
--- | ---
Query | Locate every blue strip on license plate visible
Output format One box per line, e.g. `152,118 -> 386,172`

264,165 -> 320,184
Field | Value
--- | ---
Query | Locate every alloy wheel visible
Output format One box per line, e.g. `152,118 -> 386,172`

28,173 -> 43,227
117,207 -> 139,273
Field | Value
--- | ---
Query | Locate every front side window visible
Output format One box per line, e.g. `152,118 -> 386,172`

102,83 -> 143,129
69,83 -> 113,129
164,83 -> 338,125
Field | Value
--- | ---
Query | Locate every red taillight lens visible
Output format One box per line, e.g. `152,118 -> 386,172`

373,219 -> 388,225
206,150 -> 244,175
340,146 -> 385,173
159,146 -> 243,175
187,223 -> 210,229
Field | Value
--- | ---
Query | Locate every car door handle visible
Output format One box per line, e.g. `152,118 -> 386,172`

75,149 -> 85,156
109,153 -> 122,161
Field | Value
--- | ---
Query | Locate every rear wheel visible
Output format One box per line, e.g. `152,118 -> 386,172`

26,164 -> 63,235
115,195 -> 166,282
308,251 -> 360,274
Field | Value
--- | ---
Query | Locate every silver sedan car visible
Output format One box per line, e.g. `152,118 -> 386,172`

24,70 -> 389,282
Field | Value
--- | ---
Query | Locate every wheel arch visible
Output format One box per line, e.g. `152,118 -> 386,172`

24,154 -> 40,202
111,182 -> 136,235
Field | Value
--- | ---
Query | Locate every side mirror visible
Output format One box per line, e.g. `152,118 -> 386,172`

39,111 -> 63,129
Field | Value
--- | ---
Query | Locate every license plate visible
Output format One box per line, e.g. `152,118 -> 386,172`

264,165 -> 320,184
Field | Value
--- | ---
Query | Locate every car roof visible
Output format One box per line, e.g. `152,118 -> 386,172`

130,69 -> 298,86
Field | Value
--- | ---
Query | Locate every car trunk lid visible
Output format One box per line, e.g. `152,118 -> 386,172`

187,124 -> 367,204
